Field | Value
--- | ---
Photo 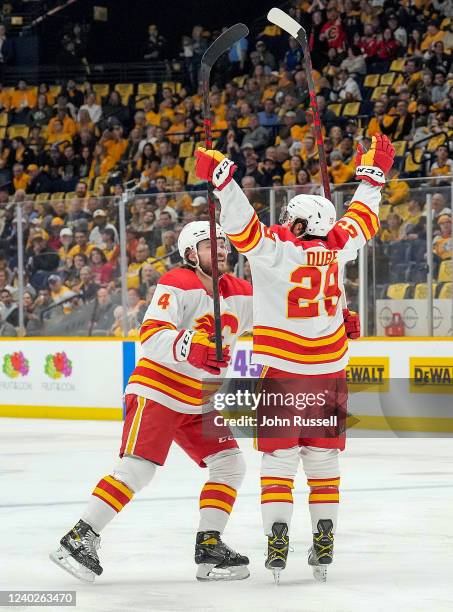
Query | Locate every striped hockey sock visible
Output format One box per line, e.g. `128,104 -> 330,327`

260,476 -> 294,535
81,475 -> 135,534
198,481 -> 237,533
307,476 -> 340,533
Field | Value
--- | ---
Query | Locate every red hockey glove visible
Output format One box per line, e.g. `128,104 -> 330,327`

343,308 -> 360,339
195,147 -> 237,190
173,329 -> 230,375
355,134 -> 395,187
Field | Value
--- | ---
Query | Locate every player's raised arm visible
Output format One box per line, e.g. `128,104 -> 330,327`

331,134 -> 395,251
195,147 -> 270,257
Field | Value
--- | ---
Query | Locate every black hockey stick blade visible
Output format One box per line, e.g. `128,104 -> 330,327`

201,23 -> 249,71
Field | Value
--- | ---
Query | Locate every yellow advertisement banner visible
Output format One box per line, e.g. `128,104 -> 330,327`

410,358 -> 453,393
345,357 -> 389,392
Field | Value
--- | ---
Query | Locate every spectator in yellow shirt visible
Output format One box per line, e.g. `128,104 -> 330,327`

127,242 -> 166,289
12,163 -> 30,192
283,155 -> 303,185
383,168 -> 410,206
48,109 -> 77,137
9,79 -> 37,112
160,154 -> 185,184
421,22 -> 445,51
46,119 -> 73,146
48,274 -> 75,315
100,124 -> 128,164
433,215 -> 452,261
67,230 -> 96,259
380,213 -> 405,242
329,150 -> 355,184
155,230 -> 178,267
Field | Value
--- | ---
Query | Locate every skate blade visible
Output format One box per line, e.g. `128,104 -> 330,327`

49,546 -> 97,584
312,564 -> 328,583
272,568 -> 281,584
196,563 -> 250,581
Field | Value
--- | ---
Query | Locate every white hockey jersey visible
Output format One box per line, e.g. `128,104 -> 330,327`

217,180 -> 381,375
125,268 -> 253,413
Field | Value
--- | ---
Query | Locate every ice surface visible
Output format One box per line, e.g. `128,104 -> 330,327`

1,418 -> 453,612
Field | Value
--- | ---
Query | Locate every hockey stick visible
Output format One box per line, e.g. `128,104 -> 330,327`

268,10 -> 354,317
267,8 -> 331,200
200,23 -> 249,360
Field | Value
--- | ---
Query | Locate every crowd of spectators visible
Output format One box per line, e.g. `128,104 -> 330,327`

0,0 -> 453,336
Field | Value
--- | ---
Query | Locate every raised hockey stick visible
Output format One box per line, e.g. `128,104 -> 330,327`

200,23 -> 249,360
267,8 -> 331,200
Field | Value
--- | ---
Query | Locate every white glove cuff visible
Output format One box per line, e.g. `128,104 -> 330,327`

173,329 -> 195,361
355,165 -> 385,184
213,158 -> 235,188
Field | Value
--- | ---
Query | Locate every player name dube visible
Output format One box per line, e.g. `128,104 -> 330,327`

214,414 -> 338,428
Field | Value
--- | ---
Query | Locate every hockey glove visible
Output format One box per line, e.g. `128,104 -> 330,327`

195,147 -> 237,190
343,308 -> 360,339
173,329 -> 230,375
355,134 -> 395,187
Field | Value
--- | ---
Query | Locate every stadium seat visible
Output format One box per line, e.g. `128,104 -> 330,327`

379,205 -> 391,221
0,127 -> 5,140
413,283 -> 437,299
0,112 -> 8,127
163,81 -> 182,94
92,83 -> 110,101
7,125 -> 29,139
370,86 -> 389,101
35,193 -> 50,202
380,73 -> 396,86
50,192 -> 65,200
233,75 -> 247,87
386,283 -> 412,299
183,156 -> 196,173
115,83 -> 134,104
438,260 -> 452,282
390,59 -> 406,72
327,103 -> 342,116
392,141 -> 407,157
364,74 -> 380,88
134,94 -> 154,109
438,282 -> 452,299
49,85 -> 62,98
343,102 -> 360,117
65,192 -> 76,200
137,83 -> 157,96
179,141 -> 194,158
404,149 -> 423,174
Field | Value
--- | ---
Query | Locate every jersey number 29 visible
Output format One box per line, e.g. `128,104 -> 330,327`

287,263 -> 341,318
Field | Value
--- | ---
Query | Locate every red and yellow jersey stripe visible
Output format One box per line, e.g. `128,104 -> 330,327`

140,319 -> 176,344
253,324 -> 348,365
128,358 -> 219,407
342,200 -> 380,242
226,212 -> 263,253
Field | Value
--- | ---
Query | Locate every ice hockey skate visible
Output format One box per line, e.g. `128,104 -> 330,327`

50,519 -> 103,583
195,531 -> 250,581
265,522 -> 289,584
308,519 -> 334,583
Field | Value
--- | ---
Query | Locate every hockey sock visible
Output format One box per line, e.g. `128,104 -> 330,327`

307,476 -> 340,533
261,476 -> 294,536
198,481 -> 237,533
81,475 -> 134,534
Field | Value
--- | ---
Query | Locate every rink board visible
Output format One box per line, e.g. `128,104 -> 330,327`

0,337 -> 452,431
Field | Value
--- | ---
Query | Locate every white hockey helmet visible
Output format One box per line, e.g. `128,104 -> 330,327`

280,194 -> 336,237
178,221 -> 228,263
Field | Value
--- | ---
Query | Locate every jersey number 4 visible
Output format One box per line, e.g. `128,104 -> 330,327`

287,263 -> 341,318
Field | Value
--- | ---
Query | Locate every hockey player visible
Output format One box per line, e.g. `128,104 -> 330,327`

50,221 -> 253,582
195,134 -> 395,581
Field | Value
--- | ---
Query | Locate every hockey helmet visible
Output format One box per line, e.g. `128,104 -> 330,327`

280,194 -> 336,237
178,221 -> 228,263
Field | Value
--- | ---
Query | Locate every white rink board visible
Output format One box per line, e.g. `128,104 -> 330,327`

376,299 -> 453,336
0,340 -> 122,409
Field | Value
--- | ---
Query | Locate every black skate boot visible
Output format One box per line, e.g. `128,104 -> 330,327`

195,530 -> 250,581
49,519 -> 103,583
308,519 -> 334,583
265,522 -> 289,584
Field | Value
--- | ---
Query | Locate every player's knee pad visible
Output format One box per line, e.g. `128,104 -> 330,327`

112,454 -> 157,493
260,446 -> 299,481
204,448 -> 246,491
299,446 -> 340,480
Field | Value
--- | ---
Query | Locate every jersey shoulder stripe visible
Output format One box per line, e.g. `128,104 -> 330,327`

140,319 -> 176,344
220,274 -> 253,297
226,212 -> 262,253
343,200 -> 380,241
158,268 -> 204,291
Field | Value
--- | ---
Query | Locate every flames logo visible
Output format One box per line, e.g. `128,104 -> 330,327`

194,313 -> 239,337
